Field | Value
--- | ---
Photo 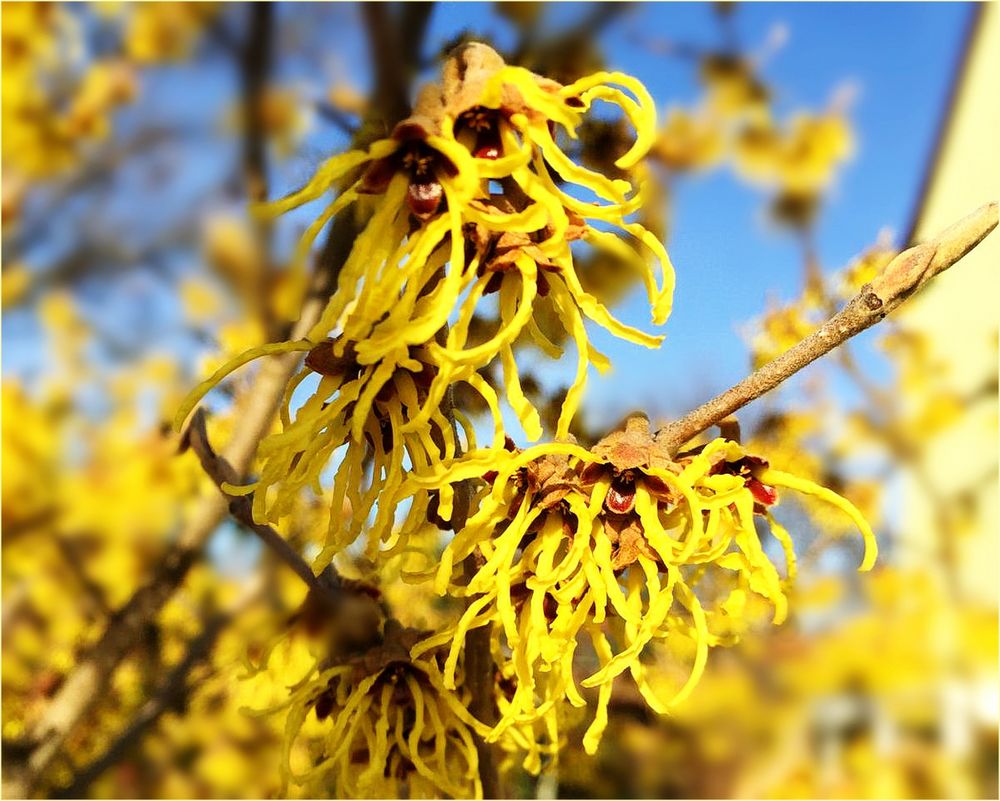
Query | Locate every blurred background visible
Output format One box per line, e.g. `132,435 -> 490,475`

2,2 -> 997,798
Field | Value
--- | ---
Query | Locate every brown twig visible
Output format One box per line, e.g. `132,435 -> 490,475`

656,202 -> 998,453
437,334 -> 503,797
14,11 -> 292,793
51,584 -> 261,799
182,408 -> 338,601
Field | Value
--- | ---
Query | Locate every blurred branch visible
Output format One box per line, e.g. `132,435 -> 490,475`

238,2 -> 283,338
9,222 -> 200,309
656,202 -> 999,453
315,100 -> 358,135
240,2 -> 273,207
14,8 -> 437,795
441,376 -> 502,798
513,2 -> 629,66
53,583 -> 262,799
3,127 -> 191,261
628,31 -> 704,62
359,3 -> 433,139
15,11 -> 294,792
50,534 -> 113,620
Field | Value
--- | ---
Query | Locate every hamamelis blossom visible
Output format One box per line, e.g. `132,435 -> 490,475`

399,416 -> 876,755
256,623 -> 490,799
175,43 -> 677,567
254,43 -> 673,441
176,336 -> 502,570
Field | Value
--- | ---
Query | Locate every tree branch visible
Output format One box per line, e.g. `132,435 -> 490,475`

14,7 -> 436,795
182,407 -> 378,610
51,584 -> 260,799
655,202 -> 998,453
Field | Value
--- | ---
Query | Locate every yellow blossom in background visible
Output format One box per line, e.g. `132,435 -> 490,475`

748,300 -> 819,369
653,107 -> 726,172
698,53 -> 770,122
327,81 -> 368,118
267,624 -> 488,798
1,263 -> 32,307
222,84 -> 314,160
123,2 -> 217,64
65,59 -> 139,140
839,239 -> 898,296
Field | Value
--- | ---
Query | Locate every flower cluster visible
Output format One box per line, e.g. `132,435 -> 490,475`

177,41 -> 879,794
267,622 -> 490,799
177,43 -> 673,566
650,42 -> 853,229
398,415 -> 875,756
2,4 -> 138,181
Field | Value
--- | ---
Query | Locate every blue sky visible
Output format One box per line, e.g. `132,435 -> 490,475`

288,2 -> 973,437
3,3 -> 973,437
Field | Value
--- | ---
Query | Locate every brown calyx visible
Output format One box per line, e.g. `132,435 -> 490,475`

350,620 -> 430,680
605,515 -> 663,571
305,337 -> 362,380
312,623 -> 433,721
514,448 -> 580,512
592,413 -> 676,473
464,197 -> 588,295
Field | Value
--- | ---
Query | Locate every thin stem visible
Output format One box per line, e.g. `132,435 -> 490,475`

655,202 -> 998,453
52,583 -> 261,799
183,409 -> 354,603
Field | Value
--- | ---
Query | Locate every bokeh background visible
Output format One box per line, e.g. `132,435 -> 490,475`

2,2 -> 997,798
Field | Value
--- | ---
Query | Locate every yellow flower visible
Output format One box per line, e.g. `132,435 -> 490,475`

652,107 -> 726,172
2,262 -> 32,306
698,54 -> 770,122
839,240 -> 896,296
178,44 -> 679,573
733,111 -> 853,197
123,2 -> 217,64
265,624 -> 489,799
178,335 -> 502,572
748,300 -> 819,369
777,112 -> 853,193
400,416 -> 875,755
252,43 -> 673,441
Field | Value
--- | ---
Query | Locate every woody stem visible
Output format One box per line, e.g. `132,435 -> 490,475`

655,202 -> 998,454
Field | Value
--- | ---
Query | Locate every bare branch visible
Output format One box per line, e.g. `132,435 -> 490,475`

656,202 -> 998,453
315,101 -> 359,135
52,583 -> 261,799
183,408 -> 320,591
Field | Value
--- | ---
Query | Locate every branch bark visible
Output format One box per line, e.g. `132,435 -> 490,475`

51,585 -> 261,799
444,381 -> 503,798
655,202 -> 998,453
13,7 -> 433,795
182,407 -> 380,612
